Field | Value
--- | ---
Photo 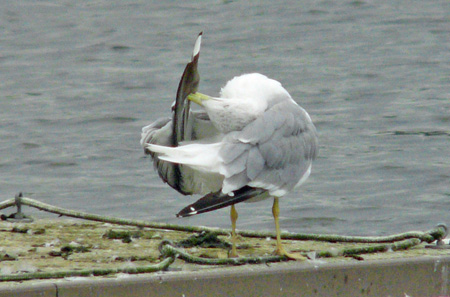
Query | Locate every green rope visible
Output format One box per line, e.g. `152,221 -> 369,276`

159,238 -> 423,265
159,241 -> 287,265
0,195 -> 446,279
0,257 -> 174,282
0,199 -> 15,210
241,228 -> 443,244
2,196 -> 226,233
316,238 -> 422,258
1,196 -> 446,244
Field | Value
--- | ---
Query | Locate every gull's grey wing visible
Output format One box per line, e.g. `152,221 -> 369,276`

173,32 -> 202,146
220,100 -> 318,196
176,100 -> 318,216
142,33 -> 223,195
141,118 -> 178,186
168,32 -> 202,194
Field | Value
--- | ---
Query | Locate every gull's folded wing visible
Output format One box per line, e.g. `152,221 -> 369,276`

177,186 -> 268,217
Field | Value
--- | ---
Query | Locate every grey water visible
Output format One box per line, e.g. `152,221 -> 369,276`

1,0 -> 449,236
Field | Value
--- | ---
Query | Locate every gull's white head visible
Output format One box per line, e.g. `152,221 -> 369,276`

188,73 -> 296,133
220,73 -> 292,107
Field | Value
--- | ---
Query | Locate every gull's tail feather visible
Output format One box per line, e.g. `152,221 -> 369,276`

177,186 -> 267,217
146,143 -> 221,173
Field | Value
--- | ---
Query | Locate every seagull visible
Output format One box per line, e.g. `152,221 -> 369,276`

141,33 -> 318,259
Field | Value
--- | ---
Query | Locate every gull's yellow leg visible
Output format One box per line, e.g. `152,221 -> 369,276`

272,198 -> 306,260
230,204 -> 239,258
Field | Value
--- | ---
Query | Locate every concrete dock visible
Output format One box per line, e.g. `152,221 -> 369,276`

1,219 -> 449,296
1,255 -> 450,297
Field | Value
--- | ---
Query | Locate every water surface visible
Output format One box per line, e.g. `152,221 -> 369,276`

1,0 -> 449,235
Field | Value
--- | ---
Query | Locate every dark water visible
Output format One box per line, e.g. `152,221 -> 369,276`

1,0 -> 449,235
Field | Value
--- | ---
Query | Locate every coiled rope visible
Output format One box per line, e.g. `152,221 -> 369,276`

0,194 -> 447,282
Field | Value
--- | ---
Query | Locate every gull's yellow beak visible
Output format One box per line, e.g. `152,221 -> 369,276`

187,92 -> 212,106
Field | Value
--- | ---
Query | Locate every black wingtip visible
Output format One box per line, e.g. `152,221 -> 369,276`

176,187 -> 267,218
177,205 -> 198,217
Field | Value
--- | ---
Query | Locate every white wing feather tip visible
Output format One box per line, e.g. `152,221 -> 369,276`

192,32 -> 202,59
